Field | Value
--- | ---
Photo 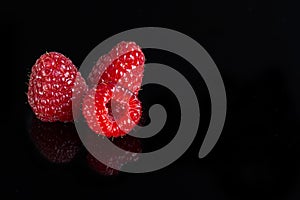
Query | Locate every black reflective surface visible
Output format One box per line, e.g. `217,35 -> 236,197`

3,1 -> 300,199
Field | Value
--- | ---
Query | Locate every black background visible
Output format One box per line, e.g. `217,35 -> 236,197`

2,0 -> 300,199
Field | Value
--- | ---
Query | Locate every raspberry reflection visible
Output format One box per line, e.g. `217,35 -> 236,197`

29,117 -> 82,163
85,134 -> 142,176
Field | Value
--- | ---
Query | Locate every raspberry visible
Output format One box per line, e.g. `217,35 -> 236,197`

83,41 -> 145,137
82,83 -> 142,137
27,52 -> 87,122
30,117 -> 82,163
88,41 -> 145,94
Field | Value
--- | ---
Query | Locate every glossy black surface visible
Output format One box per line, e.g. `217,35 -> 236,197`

3,1 -> 300,199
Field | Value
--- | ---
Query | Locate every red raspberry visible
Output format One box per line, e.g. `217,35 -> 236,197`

82,83 -> 142,137
30,118 -> 82,163
27,52 -> 87,122
88,41 -> 145,94
83,41 -> 144,137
